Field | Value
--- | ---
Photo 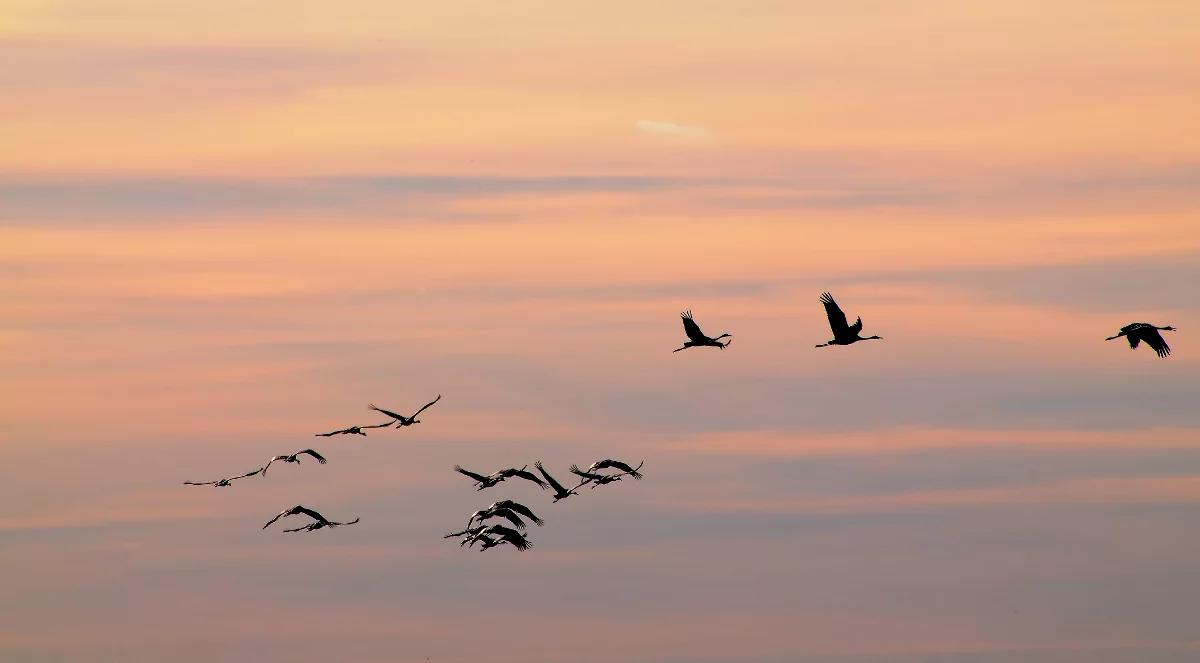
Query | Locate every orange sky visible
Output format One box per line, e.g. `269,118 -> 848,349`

2,2 -> 1199,662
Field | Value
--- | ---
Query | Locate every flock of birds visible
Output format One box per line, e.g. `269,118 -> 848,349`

183,292 -> 1178,546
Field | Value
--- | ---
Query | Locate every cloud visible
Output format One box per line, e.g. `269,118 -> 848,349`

635,119 -> 703,136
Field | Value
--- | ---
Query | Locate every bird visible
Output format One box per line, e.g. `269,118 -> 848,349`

1106,323 -> 1176,358
369,394 -> 442,427
486,500 -> 545,526
569,464 -> 624,489
262,505 -> 359,533
489,466 -> 548,490
815,292 -> 882,347
444,525 -> 486,545
315,421 -> 394,437
673,310 -> 732,352
480,525 -> 533,551
585,459 -> 644,480
476,534 -> 506,551
261,449 -> 327,476
535,461 -> 579,502
454,465 -> 505,490
183,468 -> 261,487
467,506 -> 529,530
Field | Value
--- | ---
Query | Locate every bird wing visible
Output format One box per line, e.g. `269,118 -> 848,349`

368,403 -> 409,422
820,292 -> 851,335
1127,335 -> 1141,350
293,506 -> 327,523
261,457 -> 285,475
361,421 -> 395,429
315,430 -> 340,437
569,464 -> 605,481
1120,322 -> 1148,334
299,449 -> 327,464
849,316 -> 863,335
492,508 -> 527,529
455,465 -> 492,483
183,480 -> 217,486
535,461 -> 568,492
411,394 -> 442,419
262,506 -> 298,529
232,468 -> 263,481
1141,328 -> 1171,357
503,502 -> 544,525
511,469 -> 547,488
681,310 -> 707,342
607,460 -> 643,479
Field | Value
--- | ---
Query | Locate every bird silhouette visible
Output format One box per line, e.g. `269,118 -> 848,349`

315,421 -> 394,437
261,449 -> 327,476
454,465 -> 505,490
480,525 -> 533,551
585,459 -> 644,480
569,464 -> 624,489
485,500 -> 544,526
815,292 -> 882,347
262,505 -> 359,533
183,468 -> 261,487
673,310 -> 732,352
467,506 -> 529,530
489,465 -> 548,490
535,461 -> 579,502
369,394 -> 442,427
1106,322 -> 1176,358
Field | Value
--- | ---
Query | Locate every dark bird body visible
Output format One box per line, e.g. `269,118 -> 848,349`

369,394 -> 442,427
535,461 -> 579,502
183,468 -> 261,487
673,310 -> 731,352
480,525 -> 533,551
815,292 -> 882,347
1106,322 -> 1176,358
315,422 -> 393,437
489,466 -> 548,490
262,505 -> 359,533
261,449 -> 327,476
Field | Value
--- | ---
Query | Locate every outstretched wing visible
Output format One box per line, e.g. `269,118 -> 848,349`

411,394 -> 442,419
261,457 -> 285,476
681,310 -> 707,342
1140,328 -> 1171,357
298,449 -> 327,464
535,461 -> 568,493
569,464 -> 604,483
231,468 -> 263,481
361,421 -> 395,429
455,465 -> 492,483
491,508 -> 527,529
510,469 -> 548,489
501,501 -> 544,526
262,506 -> 298,529
293,506 -> 327,523
368,403 -> 409,422
604,459 -> 643,479
1127,335 -> 1142,350
820,292 -> 851,335
314,429 -> 342,437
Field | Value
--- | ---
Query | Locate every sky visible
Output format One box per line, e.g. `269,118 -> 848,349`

2,1 -> 1200,661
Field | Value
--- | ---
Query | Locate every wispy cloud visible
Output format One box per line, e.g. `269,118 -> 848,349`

635,120 -> 703,136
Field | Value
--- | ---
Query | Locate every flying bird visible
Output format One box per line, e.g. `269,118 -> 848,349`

1106,323 -> 1176,358
585,459 -> 644,480
183,468 -> 261,487
261,449 -> 327,476
369,394 -> 442,427
535,461 -> 579,502
455,465 -> 505,490
480,525 -> 533,551
815,292 -> 882,347
486,500 -> 544,526
262,505 -> 359,533
673,310 -> 732,352
315,421 -> 394,437
569,464 -> 624,488
467,506 -> 529,530
444,525 -> 487,545
489,466 -> 548,490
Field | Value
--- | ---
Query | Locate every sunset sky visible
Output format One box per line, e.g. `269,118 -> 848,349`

3,1 -> 1200,661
